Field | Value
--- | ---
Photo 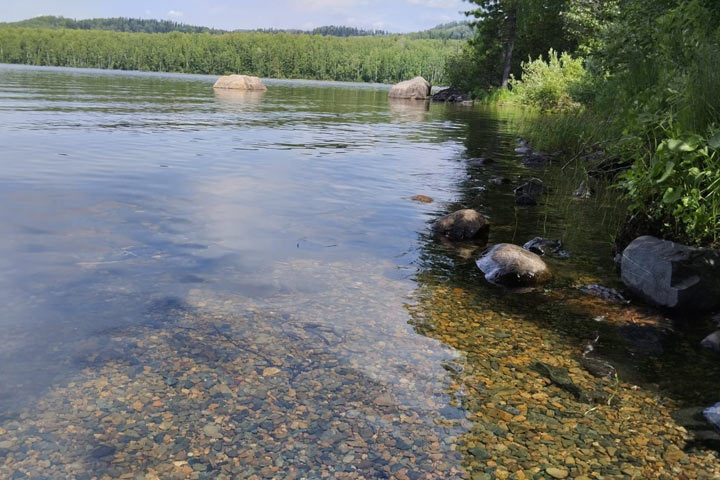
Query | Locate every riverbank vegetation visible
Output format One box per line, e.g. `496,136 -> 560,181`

0,27 -> 457,84
451,0 -> 720,247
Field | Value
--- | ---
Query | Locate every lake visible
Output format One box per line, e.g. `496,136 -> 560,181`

1,64 -> 719,479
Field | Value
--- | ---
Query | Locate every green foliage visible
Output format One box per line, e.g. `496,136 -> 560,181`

461,0 -> 720,245
617,125 -> 720,245
0,27 -> 459,84
510,50 -> 586,111
460,0 -> 585,89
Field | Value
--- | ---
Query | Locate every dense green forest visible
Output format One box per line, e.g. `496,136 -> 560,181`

453,0 -> 720,246
0,15 -> 227,34
0,27 -> 457,84
0,15 -> 468,39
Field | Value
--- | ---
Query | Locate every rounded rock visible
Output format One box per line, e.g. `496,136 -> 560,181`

432,209 -> 490,242
476,243 -> 551,287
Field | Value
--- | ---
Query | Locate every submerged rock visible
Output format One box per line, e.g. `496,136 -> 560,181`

573,180 -> 594,199
523,237 -> 569,259
701,331 -> 720,352
432,209 -> 490,241
516,178 -> 544,196
431,87 -> 470,103
704,403 -> 720,431
467,157 -> 493,167
515,139 -> 532,155
531,362 -> 585,402
522,152 -> 551,168
388,76 -> 431,100
410,194 -> 433,203
580,284 -> 627,303
213,74 -> 267,91
476,243 -> 551,287
621,236 -> 720,311
90,445 -> 116,459
489,177 -> 510,186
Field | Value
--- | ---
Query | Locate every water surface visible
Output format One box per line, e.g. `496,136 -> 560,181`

1,64 -> 719,479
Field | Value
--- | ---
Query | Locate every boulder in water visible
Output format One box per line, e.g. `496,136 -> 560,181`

431,87 -> 470,103
476,243 -> 551,287
523,237 -> 569,259
621,236 -> 720,311
388,77 -> 431,100
514,178 -> 543,206
432,209 -> 489,241
213,74 -> 267,91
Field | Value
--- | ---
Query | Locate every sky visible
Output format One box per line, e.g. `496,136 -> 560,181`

0,0 -> 469,33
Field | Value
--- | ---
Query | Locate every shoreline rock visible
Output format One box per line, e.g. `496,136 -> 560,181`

620,236 -> 720,311
431,87 -> 470,103
213,74 -> 267,91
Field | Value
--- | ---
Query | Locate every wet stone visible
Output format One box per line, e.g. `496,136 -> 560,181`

90,444 -> 116,459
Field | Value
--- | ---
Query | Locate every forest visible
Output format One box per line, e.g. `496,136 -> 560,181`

0,27 -> 458,84
0,15 -> 469,39
451,0 -> 720,247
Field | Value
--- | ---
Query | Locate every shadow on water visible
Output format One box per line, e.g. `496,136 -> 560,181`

408,105 -> 720,476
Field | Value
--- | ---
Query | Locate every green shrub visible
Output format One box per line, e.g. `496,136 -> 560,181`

510,49 -> 586,111
617,122 -> 720,246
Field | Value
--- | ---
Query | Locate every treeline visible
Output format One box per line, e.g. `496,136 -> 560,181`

0,27 -> 457,84
407,21 -> 472,41
0,15 -> 465,39
0,15 -> 226,34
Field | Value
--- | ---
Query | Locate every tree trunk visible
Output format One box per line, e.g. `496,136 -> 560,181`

500,5 -> 517,88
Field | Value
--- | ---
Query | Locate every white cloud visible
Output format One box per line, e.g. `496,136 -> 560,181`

167,10 -> 184,18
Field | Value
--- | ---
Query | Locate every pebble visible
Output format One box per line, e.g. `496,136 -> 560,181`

545,467 -> 569,479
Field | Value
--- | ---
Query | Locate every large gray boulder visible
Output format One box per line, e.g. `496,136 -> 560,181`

213,74 -> 267,91
476,244 -> 552,287
432,209 -> 489,241
621,236 -> 720,311
388,77 -> 431,100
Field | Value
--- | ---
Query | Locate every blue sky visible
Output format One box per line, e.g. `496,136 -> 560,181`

1,0 -> 469,32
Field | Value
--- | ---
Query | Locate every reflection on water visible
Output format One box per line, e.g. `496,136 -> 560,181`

213,88 -> 266,106
1,64 -> 719,479
388,98 -> 430,122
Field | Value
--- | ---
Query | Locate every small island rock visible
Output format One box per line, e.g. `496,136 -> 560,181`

213,74 -> 267,91
432,209 -> 489,241
477,243 -> 552,287
621,236 -> 720,311
388,77 -> 431,100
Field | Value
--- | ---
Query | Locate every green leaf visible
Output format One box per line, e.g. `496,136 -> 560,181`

709,131 -> 720,150
662,187 -> 682,204
656,160 -> 675,183
666,138 -> 696,152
